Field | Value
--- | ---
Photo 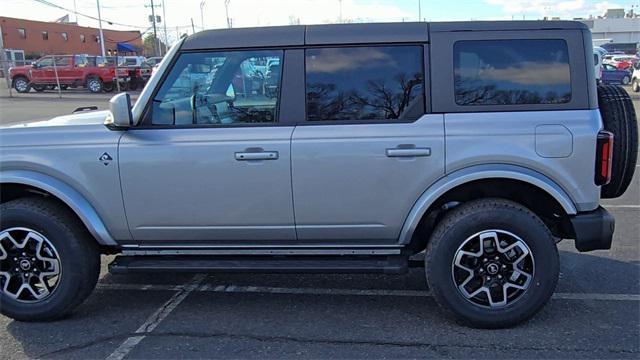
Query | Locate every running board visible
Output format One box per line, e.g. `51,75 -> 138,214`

108,255 -> 408,274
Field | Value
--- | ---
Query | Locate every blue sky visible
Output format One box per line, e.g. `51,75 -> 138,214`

2,0 -> 639,42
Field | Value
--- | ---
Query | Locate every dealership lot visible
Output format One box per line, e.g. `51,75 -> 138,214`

0,84 -> 639,359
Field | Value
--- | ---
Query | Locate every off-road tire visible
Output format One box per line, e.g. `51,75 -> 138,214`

0,198 -> 100,322
597,85 -> 638,198
425,198 -> 559,328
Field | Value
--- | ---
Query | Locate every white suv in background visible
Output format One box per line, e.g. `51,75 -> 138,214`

632,61 -> 640,92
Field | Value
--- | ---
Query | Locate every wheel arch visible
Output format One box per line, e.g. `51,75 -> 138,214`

399,164 -> 578,248
1,170 -> 117,246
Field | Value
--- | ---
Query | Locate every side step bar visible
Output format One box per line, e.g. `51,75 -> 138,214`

109,255 -> 409,274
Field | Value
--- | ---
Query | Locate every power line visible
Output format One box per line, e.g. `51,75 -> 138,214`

31,0 -> 148,29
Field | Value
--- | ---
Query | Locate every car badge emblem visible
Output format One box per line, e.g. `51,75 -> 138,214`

99,152 -> 113,166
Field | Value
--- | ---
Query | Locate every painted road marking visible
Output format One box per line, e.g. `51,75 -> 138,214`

105,274 -> 206,360
604,205 -> 640,209
96,282 -> 640,302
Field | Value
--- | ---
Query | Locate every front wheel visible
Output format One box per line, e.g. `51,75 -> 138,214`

425,198 -> 559,328
12,77 -> 30,93
633,79 -> 640,92
0,198 -> 100,321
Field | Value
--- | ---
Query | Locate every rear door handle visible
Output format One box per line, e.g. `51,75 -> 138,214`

235,151 -> 279,161
386,147 -> 431,157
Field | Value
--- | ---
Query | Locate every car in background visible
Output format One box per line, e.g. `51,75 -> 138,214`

603,55 -> 638,70
9,54 -> 129,93
145,56 -> 164,67
118,56 -> 151,90
631,62 -> 640,92
594,51 -> 603,84
601,63 -> 632,85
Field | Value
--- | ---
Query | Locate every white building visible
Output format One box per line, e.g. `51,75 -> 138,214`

579,17 -> 640,45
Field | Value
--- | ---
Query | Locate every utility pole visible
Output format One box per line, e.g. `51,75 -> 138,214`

225,0 -> 232,28
191,18 -> 195,34
0,25 -> 14,97
200,0 -> 206,31
162,0 -> 168,53
145,0 -> 160,57
338,0 -> 343,23
96,0 -> 106,57
418,0 -> 421,22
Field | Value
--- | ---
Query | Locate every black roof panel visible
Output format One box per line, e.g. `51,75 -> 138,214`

430,20 -> 589,32
305,22 -> 429,45
182,25 -> 305,50
181,21 -> 588,50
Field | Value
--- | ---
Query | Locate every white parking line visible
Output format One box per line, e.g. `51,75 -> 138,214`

105,274 -> 206,360
604,205 -> 640,209
97,282 -> 640,302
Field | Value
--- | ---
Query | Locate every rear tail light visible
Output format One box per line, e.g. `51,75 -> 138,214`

595,131 -> 614,186
135,68 -> 141,77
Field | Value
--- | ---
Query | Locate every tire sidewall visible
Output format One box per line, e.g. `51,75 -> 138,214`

0,205 -> 88,320
428,207 -> 558,327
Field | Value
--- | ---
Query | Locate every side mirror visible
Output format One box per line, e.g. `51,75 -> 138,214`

106,93 -> 133,128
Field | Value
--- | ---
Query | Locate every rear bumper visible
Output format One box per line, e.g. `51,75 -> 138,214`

569,206 -> 615,252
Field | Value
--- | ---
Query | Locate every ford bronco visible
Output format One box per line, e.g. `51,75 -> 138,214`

0,21 -> 637,328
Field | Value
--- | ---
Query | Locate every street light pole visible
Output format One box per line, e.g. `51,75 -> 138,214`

96,0 -> 106,57
162,0 -> 168,52
200,0 -> 206,31
225,0 -> 232,28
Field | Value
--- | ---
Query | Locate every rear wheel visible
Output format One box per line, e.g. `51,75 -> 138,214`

12,77 -> 30,93
0,198 -> 100,322
86,77 -> 103,93
425,199 -> 559,328
621,75 -> 631,85
597,85 -> 638,198
632,79 -> 640,93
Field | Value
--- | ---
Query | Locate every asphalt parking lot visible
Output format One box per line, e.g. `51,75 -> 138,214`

0,81 -> 639,359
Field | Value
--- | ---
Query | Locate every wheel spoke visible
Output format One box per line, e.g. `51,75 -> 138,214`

452,229 -> 535,309
0,227 -> 61,303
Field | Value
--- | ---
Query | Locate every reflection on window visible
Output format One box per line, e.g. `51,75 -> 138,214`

17,28 -> 26,39
80,34 -> 86,43
305,46 -> 424,121
42,31 -> 48,40
454,39 -> 571,106
61,32 -> 68,41
150,50 -> 282,126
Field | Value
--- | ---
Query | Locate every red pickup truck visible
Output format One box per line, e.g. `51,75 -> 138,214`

9,54 -> 129,93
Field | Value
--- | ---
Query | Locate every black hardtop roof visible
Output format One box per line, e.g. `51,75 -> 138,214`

182,20 -> 588,50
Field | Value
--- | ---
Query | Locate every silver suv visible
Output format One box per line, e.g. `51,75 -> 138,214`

1,22 -> 637,328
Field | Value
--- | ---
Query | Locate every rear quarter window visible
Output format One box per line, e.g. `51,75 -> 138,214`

454,39 -> 571,106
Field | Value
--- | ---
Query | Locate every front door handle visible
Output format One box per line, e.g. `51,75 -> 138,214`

235,151 -> 279,161
386,147 -> 431,158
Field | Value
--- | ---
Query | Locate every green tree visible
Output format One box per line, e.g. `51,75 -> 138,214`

143,34 -> 167,57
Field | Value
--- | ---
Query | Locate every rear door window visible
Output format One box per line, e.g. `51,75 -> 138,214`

305,46 -> 425,121
454,39 -> 571,106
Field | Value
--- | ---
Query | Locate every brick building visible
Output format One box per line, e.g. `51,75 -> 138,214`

0,16 -> 143,61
